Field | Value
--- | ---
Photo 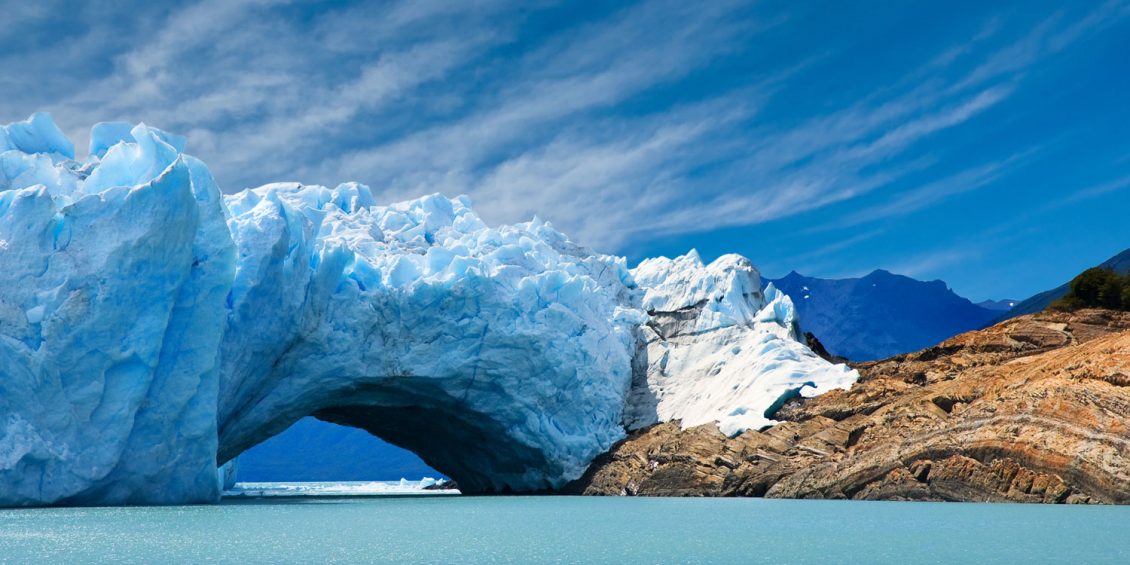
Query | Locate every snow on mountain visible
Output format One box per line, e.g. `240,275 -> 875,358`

768,270 -> 1001,361
0,114 -> 854,506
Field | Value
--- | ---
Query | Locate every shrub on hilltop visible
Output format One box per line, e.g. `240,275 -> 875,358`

1050,267 -> 1130,311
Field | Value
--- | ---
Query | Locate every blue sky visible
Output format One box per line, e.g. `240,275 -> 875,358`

2,0 -> 1127,301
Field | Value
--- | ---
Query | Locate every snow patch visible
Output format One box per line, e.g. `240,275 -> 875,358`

627,254 -> 857,435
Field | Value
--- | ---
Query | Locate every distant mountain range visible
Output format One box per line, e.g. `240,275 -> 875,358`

768,270 -> 1004,361
977,299 -> 1019,311
996,248 -> 1130,321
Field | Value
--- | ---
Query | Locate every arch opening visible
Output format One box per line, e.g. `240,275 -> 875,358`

218,376 -> 572,494
234,417 -> 443,485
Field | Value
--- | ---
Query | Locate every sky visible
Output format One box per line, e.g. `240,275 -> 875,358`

1,0 -> 1127,301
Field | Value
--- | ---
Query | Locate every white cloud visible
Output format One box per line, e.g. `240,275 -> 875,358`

2,0 -> 1125,257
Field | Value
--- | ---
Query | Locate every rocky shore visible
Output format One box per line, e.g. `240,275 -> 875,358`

569,309 -> 1130,503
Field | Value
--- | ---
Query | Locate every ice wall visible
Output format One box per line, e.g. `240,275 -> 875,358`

0,115 -> 232,505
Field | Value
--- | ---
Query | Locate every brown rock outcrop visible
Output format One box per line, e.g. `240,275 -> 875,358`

569,309 -> 1130,503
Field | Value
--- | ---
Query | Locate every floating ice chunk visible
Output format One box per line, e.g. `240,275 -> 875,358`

224,480 -> 459,497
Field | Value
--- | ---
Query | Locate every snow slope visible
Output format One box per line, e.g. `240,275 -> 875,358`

0,113 -> 855,506
625,253 -> 857,435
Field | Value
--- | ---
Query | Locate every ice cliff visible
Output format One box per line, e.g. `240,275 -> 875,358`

0,114 -> 856,506
626,253 -> 857,436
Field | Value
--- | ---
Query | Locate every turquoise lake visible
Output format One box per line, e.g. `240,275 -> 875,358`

1,496 -> 1127,564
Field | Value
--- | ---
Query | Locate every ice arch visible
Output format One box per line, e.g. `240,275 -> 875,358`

214,183 -> 642,494
0,115 -> 641,505
0,114 -> 855,506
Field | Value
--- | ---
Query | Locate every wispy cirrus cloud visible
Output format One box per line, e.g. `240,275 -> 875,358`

884,248 -> 979,280
1,0 -> 1126,264
810,149 -> 1040,233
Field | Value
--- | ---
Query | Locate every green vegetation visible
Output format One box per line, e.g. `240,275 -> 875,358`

1050,267 -> 1130,311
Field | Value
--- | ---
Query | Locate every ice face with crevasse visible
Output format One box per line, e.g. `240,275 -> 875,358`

0,113 -> 856,506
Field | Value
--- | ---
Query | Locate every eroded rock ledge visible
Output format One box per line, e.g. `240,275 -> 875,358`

568,309 -> 1130,503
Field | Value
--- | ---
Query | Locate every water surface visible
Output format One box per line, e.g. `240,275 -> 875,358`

1,496 -> 1126,563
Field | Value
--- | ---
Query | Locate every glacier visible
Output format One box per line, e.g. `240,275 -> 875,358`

626,252 -> 857,436
0,113 -> 856,506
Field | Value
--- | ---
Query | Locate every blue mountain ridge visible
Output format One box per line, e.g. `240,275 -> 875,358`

767,269 -> 1001,362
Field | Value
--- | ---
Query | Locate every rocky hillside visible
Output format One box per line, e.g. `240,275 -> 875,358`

569,309 -> 1130,503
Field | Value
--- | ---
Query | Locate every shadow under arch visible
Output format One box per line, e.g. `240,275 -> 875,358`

217,378 -> 565,494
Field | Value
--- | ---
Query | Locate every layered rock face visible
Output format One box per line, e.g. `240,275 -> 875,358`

0,114 -> 854,506
571,309 -> 1130,503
